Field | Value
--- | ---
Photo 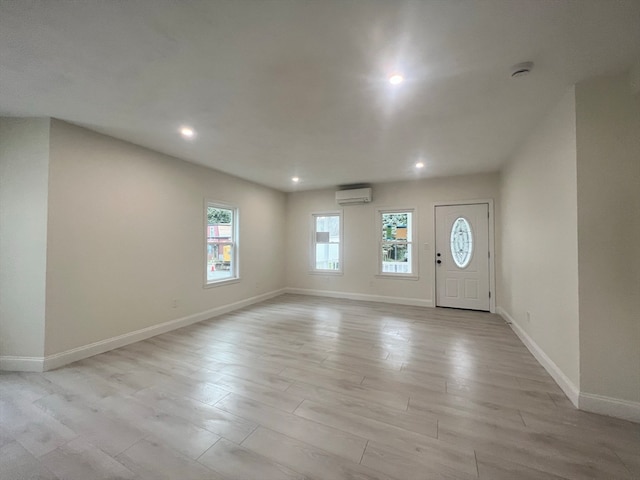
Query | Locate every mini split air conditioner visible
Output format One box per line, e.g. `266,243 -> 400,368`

335,187 -> 372,205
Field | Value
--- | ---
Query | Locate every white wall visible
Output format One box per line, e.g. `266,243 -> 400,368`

499,88 -> 580,391
44,120 -> 286,356
0,118 -> 50,361
576,73 -> 640,405
285,174 -> 499,306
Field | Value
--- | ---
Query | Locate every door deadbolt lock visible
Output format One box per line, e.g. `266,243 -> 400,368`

436,260 -> 442,264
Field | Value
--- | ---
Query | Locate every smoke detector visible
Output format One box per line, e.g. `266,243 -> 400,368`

510,61 -> 534,78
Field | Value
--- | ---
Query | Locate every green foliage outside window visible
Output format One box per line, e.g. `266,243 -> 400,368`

381,213 -> 408,240
208,207 -> 232,225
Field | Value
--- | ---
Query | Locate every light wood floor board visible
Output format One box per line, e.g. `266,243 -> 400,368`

1,294 -> 639,479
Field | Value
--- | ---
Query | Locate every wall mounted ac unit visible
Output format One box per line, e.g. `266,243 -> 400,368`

335,187 -> 372,205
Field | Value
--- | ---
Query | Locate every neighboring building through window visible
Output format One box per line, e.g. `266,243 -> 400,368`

312,213 -> 342,273
379,209 -> 414,275
206,202 -> 238,285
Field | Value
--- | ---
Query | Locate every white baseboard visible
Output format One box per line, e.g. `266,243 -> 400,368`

0,288 -> 286,373
1,289 -> 428,373
497,306 -> 580,408
499,306 -> 640,423
285,287 -> 433,308
579,392 -> 640,423
0,356 -> 45,372
43,288 -> 286,371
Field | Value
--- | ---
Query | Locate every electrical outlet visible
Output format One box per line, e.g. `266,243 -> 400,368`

526,311 -> 531,323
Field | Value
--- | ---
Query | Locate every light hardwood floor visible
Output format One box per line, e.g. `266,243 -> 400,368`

1,294 -> 638,479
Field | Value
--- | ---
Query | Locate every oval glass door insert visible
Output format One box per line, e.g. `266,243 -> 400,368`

450,217 -> 473,268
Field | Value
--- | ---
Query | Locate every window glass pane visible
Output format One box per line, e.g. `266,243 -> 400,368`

381,212 -> 410,241
316,243 -> 340,270
315,215 -> 340,243
381,244 -> 412,273
450,217 -> 473,268
207,244 -> 233,282
208,207 -> 233,239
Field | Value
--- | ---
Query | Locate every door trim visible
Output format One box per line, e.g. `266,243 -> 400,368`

433,199 -> 496,313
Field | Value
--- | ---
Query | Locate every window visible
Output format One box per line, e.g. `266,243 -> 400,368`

205,202 -> 238,285
311,213 -> 342,273
379,209 -> 415,276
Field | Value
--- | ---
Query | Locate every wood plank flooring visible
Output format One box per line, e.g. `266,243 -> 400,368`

1,294 -> 639,479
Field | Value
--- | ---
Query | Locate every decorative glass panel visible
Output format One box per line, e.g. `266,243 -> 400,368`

450,217 -> 473,268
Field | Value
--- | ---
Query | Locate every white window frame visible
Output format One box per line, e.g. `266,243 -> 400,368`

310,211 -> 343,275
377,207 -> 418,279
204,199 -> 240,287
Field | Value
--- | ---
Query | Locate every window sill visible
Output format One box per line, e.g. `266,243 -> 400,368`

204,277 -> 241,288
308,270 -> 343,276
375,274 -> 419,280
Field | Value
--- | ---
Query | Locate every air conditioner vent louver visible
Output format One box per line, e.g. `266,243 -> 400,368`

335,187 -> 372,205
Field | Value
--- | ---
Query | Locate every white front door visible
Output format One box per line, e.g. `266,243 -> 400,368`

435,203 -> 490,311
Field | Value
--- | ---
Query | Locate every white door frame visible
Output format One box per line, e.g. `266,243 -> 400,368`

432,199 -> 496,313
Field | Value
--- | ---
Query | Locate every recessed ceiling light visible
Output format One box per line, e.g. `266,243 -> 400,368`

388,74 -> 404,85
292,177 -> 300,183
180,126 -> 195,138
415,161 -> 425,169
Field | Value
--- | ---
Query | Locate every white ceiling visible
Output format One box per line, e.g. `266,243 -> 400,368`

1,1 -> 639,192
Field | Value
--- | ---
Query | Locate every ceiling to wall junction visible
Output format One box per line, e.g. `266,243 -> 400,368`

1,0 -> 639,191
